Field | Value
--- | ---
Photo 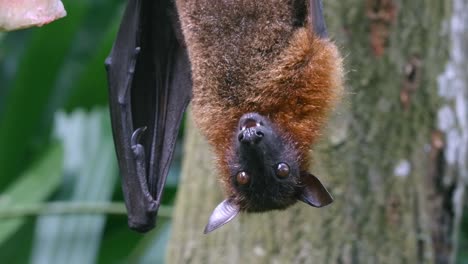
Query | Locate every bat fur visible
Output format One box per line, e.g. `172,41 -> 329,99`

176,0 -> 343,213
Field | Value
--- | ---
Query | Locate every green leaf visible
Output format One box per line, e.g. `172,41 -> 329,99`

0,1 -> 89,190
30,108 -> 118,264
64,2 -> 122,111
135,221 -> 172,264
0,202 -> 127,218
0,144 -> 63,246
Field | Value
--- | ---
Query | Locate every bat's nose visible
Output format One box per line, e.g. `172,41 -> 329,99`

237,112 -> 267,144
238,127 -> 264,144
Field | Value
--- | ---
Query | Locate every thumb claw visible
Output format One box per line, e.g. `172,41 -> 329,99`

131,126 -> 147,146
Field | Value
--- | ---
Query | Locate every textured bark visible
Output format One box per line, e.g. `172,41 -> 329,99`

167,0 -> 467,263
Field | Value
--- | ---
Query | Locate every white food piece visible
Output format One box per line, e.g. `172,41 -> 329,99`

0,0 -> 66,31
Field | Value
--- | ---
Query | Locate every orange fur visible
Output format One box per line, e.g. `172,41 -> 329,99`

177,0 -> 343,195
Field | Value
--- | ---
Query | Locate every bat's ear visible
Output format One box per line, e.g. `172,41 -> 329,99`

204,198 -> 240,234
299,173 -> 333,207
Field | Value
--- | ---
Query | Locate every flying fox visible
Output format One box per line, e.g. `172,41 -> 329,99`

105,0 -> 344,233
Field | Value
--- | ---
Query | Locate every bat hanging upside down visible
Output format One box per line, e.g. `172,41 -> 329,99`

105,0 -> 343,233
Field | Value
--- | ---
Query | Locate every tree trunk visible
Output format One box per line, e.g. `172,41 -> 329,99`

167,1 -> 467,263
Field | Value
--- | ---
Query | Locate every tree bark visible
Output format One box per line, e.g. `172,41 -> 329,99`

167,1 -> 467,263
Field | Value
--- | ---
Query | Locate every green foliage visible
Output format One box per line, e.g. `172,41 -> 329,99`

0,1 -> 179,263
29,109 -> 117,264
0,144 -> 63,245
459,206 -> 468,264
0,1 -> 88,188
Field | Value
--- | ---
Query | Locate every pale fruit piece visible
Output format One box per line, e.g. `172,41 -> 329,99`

0,0 -> 66,31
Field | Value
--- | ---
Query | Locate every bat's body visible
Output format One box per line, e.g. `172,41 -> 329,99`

177,0 -> 343,232
106,0 -> 343,233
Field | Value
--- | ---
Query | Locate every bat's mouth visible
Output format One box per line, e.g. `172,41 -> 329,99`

238,113 -> 265,130
240,119 -> 259,131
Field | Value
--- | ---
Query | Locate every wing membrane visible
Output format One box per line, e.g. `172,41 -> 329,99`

105,0 -> 191,232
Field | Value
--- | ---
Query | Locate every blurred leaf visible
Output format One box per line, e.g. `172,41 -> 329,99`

0,1 -> 89,190
97,207 -> 174,263
97,218 -> 148,264
0,144 -> 63,246
0,219 -> 36,264
0,202 -> 127,218
30,108 -> 118,264
458,206 -> 468,264
0,0 -> 122,193
40,0 -> 122,119
106,219 -> 171,264
64,1 -> 122,111
134,221 -> 172,264
0,29 -> 33,112
0,0 -> 186,262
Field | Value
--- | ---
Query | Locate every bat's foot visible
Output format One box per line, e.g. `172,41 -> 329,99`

131,127 -> 155,202
130,126 -> 158,229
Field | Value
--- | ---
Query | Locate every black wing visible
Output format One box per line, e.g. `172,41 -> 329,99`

105,0 -> 191,232
309,0 -> 328,38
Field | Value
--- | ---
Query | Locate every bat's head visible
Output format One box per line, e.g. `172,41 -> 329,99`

204,113 -> 333,233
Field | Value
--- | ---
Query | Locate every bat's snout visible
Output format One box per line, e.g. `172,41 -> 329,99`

238,127 -> 264,144
237,113 -> 266,144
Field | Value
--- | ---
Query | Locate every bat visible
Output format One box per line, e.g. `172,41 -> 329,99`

105,0 -> 343,233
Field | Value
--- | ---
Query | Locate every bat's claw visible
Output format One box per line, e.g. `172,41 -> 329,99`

104,57 -> 112,71
131,127 -> 147,146
129,126 -> 158,225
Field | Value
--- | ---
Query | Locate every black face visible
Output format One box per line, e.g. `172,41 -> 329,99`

228,113 -> 301,212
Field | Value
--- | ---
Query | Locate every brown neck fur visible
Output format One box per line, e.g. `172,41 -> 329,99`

176,0 -> 344,195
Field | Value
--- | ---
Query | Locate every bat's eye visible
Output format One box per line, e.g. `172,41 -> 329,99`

236,171 -> 250,185
276,163 -> 290,178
